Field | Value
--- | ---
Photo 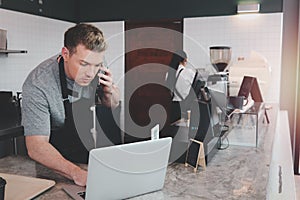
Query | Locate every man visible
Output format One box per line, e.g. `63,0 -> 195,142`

21,23 -> 120,186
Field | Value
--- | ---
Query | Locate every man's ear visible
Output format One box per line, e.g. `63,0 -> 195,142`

61,47 -> 69,60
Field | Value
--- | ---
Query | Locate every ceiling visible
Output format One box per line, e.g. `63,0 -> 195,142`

0,0 -> 283,23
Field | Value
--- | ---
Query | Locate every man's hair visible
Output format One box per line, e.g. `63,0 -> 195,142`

64,23 -> 107,55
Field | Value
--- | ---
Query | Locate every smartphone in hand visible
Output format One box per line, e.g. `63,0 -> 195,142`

96,57 -> 108,92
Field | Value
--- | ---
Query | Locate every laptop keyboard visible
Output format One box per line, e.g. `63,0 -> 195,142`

77,191 -> 86,199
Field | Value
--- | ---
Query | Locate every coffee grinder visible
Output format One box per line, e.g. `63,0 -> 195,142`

207,46 -> 232,138
207,46 -> 232,93
209,46 -> 232,73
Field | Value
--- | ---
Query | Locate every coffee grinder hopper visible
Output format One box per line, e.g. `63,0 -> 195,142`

209,46 -> 232,73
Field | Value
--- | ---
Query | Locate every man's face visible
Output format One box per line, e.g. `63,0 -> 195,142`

62,44 -> 104,86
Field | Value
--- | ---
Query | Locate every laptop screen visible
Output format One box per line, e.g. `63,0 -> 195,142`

85,137 -> 172,200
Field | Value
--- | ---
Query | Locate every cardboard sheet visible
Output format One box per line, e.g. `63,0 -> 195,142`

0,173 -> 55,200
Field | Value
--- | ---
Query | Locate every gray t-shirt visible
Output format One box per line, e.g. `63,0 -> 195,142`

22,55 -> 93,136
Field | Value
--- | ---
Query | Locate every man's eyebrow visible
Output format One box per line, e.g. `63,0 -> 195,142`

95,62 -> 103,67
80,59 -> 103,66
80,60 -> 90,65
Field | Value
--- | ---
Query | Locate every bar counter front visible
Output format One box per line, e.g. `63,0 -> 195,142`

0,105 -> 278,200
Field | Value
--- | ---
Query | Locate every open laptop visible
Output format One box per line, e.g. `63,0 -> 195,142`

63,137 -> 172,200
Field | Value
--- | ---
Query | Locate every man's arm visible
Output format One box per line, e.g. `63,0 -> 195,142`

25,135 -> 87,186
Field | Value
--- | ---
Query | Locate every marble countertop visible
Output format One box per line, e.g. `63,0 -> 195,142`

0,104 -> 278,200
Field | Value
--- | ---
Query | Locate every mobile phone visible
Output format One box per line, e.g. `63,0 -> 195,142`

99,56 -> 108,75
96,57 -> 108,90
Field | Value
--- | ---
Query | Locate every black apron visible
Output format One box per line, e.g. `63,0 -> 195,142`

49,57 -> 95,164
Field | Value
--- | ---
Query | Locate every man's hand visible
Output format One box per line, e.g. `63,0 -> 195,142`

97,67 -> 120,108
26,135 -> 88,186
71,166 -> 88,186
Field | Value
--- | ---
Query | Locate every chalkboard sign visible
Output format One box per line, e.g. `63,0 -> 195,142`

185,139 -> 206,172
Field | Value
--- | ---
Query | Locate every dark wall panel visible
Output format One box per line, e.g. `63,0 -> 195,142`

79,0 -> 283,22
0,0 -> 78,22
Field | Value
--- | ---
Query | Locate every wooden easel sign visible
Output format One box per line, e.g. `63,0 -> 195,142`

185,139 -> 206,172
238,76 -> 263,102
238,76 -> 269,123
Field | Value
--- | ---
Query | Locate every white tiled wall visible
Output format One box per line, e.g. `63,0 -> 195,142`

184,13 -> 283,103
0,8 -> 75,93
0,8 -> 126,133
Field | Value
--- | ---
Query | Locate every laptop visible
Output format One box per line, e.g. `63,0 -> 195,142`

63,137 -> 172,200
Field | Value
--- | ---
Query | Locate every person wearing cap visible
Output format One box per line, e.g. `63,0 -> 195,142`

165,50 -> 195,122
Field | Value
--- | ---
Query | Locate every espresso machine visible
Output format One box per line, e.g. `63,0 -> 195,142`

186,46 -> 232,163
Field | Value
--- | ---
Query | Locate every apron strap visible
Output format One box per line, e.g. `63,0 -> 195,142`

58,56 -> 79,119
58,56 -> 78,100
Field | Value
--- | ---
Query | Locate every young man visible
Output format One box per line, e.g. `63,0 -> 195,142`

21,23 -> 120,186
